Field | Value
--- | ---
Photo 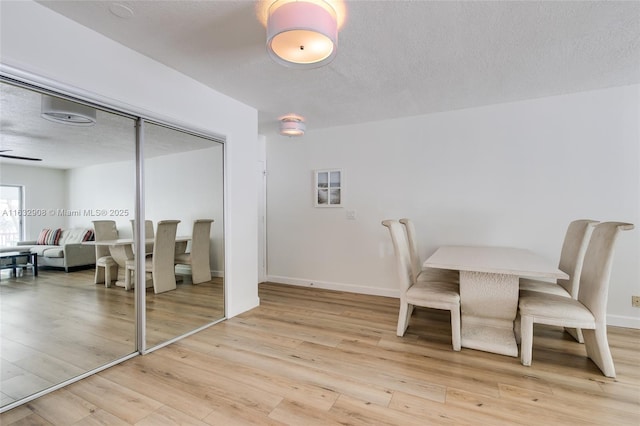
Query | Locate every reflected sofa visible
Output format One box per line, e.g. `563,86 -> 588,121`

9,228 -> 96,272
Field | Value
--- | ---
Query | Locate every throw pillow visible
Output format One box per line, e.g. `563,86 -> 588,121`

36,228 -> 62,245
82,229 -> 95,242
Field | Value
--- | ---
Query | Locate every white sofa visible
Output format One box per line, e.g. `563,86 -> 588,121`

10,228 -> 96,272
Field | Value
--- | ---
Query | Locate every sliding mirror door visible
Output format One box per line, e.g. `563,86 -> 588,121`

142,121 -> 224,350
0,81 -> 137,408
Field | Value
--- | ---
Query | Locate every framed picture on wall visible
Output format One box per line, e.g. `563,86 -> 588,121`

314,169 -> 343,207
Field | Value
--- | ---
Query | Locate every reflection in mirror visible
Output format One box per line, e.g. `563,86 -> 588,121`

143,122 -> 224,350
0,81 -> 137,409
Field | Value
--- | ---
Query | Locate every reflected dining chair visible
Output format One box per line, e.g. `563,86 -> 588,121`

92,220 -> 118,287
383,219 -> 461,351
519,219 -> 598,343
130,219 -> 154,255
125,220 -> 180,293
175,219 -> 214,284
399,218 -> 459,284
518,222 -> 634,377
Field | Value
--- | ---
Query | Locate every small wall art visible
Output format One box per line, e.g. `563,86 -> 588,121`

314,169 -> 343,207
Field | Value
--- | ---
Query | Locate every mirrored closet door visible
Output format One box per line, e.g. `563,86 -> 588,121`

0,79 -> 225,411
143,122 -> 225,350
0,80 -> 137,408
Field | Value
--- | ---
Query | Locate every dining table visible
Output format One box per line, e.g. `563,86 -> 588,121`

85,236 -> 191,288
424,246 -> 568,357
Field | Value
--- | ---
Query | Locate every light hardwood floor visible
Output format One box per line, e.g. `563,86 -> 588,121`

1,282 -> 639,425
0,268 -> 224,408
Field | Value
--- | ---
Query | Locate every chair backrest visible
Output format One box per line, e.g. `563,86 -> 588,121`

131,219 -> 154,254
152,220 -> 180,271
191,219 -> 214,259
382,220 -> 413,294
399,218 -> 422,282
577,222 -> 634,322
557,219 -> 599,297
92,220 -> 118,258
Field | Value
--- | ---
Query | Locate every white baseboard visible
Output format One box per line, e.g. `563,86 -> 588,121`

266,276 -> 640,330
175,265 -> 224,278
607,314 -> 640,329
265,275 -> 400,298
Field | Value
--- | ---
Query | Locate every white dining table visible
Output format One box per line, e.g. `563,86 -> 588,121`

424,246 -> 568,357
85,236 -> 191,288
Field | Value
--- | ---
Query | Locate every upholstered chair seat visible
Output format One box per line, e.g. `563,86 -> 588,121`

517,221 -> 634,378
383,219 -> 461,351
519,219 -> 598,343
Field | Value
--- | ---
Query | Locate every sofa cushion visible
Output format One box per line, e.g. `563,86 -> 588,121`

37,228 -> 62,245
30,245 -> 58,256
42,247 -> 64,258
61,227 -> 94,244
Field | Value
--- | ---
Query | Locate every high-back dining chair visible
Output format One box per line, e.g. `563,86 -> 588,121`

399,218 -> 459,284
125,220 -> 180,293
383,219 -> 461,351
519,219 -> 598,342
175,219 -> 214,284
518,221 -> 634,377
130,219 -> 154,255
92,220 -> 118,287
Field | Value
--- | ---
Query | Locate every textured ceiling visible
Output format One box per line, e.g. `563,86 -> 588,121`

19,1 -> 640,138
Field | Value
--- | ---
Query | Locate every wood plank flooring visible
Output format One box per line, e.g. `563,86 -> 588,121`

0,268 -> 224,408
1,282 -> 639,425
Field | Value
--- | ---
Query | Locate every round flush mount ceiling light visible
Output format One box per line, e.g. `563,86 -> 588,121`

279,114 -> 306,136
41,95 -> 97,127
267,0 -> 338,68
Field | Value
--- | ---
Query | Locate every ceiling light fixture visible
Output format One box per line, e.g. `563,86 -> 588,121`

279,115 -> 306,136
266,0 -> 338,68
41,95 -> 96,127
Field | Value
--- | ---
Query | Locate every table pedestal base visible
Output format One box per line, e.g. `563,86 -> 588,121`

460,271 -> 519,357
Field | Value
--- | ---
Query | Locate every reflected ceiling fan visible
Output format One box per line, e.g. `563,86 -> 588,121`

0,150 -> 42,161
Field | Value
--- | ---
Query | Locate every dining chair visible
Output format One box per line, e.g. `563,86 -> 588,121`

175,219 -> 214,284
382,219 -> 461,351
399,218 -> 459,284
517,221 -> 634,377
92,220 -> 118,287
125,220 -> 180,293
519,219 -> 598,343
130,219 -> 154,255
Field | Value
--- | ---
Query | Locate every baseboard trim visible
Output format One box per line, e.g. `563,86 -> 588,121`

266,276 -> 639,330
265,275 -> 400,298
607,314 -> 640,329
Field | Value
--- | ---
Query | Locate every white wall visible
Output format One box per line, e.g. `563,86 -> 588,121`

0,164 -> 67,239
0,0 -> 259,317
266,85 -> 640,328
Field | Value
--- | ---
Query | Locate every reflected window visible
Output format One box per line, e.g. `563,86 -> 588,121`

0,185 -> 23,245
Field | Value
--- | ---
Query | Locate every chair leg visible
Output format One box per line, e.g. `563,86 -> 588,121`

94,266 -> 105,284
124,266 -> 133,291
583,326 -> 616,378
514,314 -> 521,344
520,315 -> 534,366
396,301 -> 412,337
565,327 -> 584,344
450,307 -> 461,351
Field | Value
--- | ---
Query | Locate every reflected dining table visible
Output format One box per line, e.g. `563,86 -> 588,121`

424,246 -> 568,357
85,236 -> 191,288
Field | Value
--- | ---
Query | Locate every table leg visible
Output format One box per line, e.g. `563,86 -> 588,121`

459,270 -> 519,357
108,244 -> 134,288
32,253 -> 38,276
